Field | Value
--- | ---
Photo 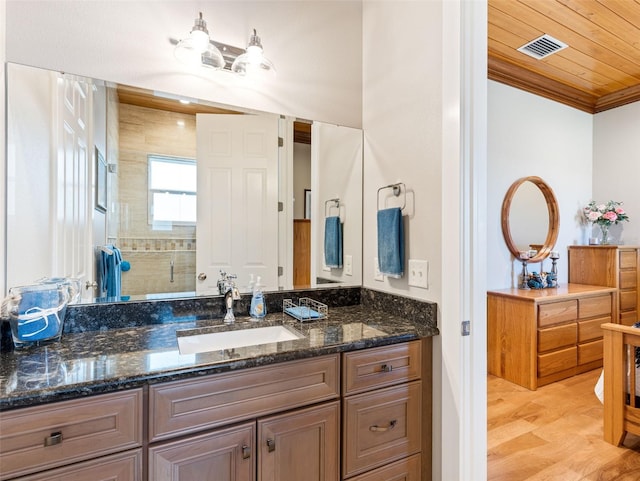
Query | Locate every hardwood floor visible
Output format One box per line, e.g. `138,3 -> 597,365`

488,370 -> 640,480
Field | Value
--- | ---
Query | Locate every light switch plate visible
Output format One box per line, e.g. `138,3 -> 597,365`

374,258 -> 384,282
408,259 -> 429,289
344,255 -> 353,276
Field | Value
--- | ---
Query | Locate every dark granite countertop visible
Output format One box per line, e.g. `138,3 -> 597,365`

0,303 -> 438,411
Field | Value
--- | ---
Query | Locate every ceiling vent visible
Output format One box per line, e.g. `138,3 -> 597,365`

517,34 -> 568,59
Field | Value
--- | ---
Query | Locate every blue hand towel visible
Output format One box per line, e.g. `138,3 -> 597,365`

324,216 -> 343,268
100,245 -> 123,298
377,207 -> 404,278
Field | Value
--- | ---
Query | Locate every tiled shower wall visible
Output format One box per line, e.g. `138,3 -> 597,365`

115,102 -> 197,296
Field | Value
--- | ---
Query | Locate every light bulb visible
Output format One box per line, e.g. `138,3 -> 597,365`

190,29 -> 209,53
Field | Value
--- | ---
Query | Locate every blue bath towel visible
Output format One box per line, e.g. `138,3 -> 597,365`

324,216 -> 343,268
15,285 -> 65,341
377,207 -> 404,278
99,245 -> 123,298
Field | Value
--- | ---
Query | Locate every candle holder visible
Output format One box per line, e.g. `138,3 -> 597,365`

550,250 -> 559,286
519,251 -> 530,289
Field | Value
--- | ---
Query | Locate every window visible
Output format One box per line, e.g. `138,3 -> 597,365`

148,155 -> 196,226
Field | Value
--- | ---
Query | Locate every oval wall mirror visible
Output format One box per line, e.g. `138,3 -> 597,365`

501,176 -> 560,263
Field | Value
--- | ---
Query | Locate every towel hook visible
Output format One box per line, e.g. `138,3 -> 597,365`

325,198 -> 340,218
377,183 -> 406,211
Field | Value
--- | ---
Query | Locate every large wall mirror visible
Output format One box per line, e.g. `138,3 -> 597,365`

501,176 -> 559,263
6,62 -> 363,303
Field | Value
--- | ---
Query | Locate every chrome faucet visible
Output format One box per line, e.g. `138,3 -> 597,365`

218,270 -> 241,324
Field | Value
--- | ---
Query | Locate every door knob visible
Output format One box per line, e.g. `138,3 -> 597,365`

85,281 -> 97,290
197,273 -> 207,281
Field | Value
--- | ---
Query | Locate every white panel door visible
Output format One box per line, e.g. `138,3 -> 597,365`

53,74 -> 93,297
196,114 -> 279,294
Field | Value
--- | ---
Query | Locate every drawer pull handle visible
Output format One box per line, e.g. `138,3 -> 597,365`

242,444 -> 251,459
380,364 -> 393,373
44,431 -> 63,447
266,438 -> 276,452
369,420 -> 397,432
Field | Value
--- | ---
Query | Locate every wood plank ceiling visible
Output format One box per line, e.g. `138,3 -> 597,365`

488,0 -> 640,113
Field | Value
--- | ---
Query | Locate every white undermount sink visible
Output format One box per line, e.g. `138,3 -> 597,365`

177,325 -> 305,355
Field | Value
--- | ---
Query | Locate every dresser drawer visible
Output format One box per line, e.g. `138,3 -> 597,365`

621,311 -> 638,326
343,381 -> 421,478
579,295 -> 612,319
538,346 -> 576,378
620,250 -> 637,269
538,300 -> 577,328
578,317 -> 608,342
342,341 -> 421,395
578,339 -> 603,365
620,270 -> 638,289
538,323 -> 576,353
348,453 -> 421,481
11,449 -> 142,481
0,389 -> 143,480
149,354 -> 340,442
620,290 -> 638,311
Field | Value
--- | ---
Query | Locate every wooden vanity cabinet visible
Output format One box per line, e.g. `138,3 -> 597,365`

341,341 -> 423,480
568,245 -> 640,325
148,354 -> 341,481
488,285 -> 616,390
1,340 -> 430,481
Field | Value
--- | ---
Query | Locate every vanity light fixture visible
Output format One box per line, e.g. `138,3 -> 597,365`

174,12 -> 225,70
173,14 -> 276,75
231,29 -> 276,75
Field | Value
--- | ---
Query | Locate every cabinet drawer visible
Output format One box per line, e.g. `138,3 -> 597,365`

579,295 -> 612,319
538,323 -> 576,353
0,389 -> 143,480
578,317 -> 608,343
348,453 -> 421,481
578,339 -> 603,365
538,347 -> 576,378
149,354 -> 340,442
343,381 -> 421,478
621,311 -> 638,326
620,290 -> 638,311
538,300 -> 577,327
620,270 -> 638,289
343,341 -> 421,395
620,250 -> 637,269
12,449 -> 142,481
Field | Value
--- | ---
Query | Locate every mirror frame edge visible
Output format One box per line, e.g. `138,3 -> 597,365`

501,176 -> 560,263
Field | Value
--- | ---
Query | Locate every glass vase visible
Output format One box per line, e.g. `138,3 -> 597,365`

600,224 -> 610,245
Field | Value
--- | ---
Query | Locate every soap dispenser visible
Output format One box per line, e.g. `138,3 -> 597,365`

249,276 -> 266,319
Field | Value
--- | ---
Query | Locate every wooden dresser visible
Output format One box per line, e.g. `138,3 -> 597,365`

487,284 -> 617,390
568,245 -> 640,326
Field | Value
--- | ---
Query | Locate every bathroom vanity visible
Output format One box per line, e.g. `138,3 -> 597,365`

0,290 -> 437,481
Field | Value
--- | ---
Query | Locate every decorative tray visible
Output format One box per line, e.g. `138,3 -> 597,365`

283,298 -> 328,322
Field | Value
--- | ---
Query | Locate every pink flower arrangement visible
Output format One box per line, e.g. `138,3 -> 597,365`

583,200 -> 630,227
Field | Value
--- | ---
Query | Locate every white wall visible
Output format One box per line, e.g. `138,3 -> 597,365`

487,81 -> 594,290
593,102 -> 640,245
5,1 -> 362,128
362,1 -> 443,302
6,65 -> 54,286
312,122 -> 363,286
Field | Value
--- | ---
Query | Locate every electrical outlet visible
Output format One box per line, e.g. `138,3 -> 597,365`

408,259 -> 429,289
374,258 -> 384,281
344,255 -> 353,276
